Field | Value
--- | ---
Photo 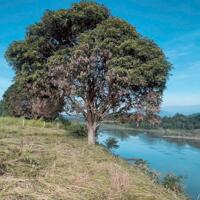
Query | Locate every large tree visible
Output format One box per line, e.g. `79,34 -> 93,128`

5,1 -> 170,144
49,18 -> 171,144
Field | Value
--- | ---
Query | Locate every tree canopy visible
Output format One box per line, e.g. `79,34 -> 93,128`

4,1 -> 171,144
5,1 -> 110,120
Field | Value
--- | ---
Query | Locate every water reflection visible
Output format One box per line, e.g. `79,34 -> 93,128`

99,126 -> 132,141
163,137 -> 200,149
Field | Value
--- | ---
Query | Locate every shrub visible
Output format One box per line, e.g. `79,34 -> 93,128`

105,137 -> 119,150
56,115 -> 71,129
134,158 -> 148,166
134,159 -> 159,183
67,123 -> 87,137
161,173 -> 184,193
0,163 -> 7,176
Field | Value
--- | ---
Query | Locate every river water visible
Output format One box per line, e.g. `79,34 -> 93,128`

97,127 -> 200,200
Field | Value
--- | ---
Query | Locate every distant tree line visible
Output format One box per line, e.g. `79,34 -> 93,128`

161,114 -> 200,129
128,113 -> 200,130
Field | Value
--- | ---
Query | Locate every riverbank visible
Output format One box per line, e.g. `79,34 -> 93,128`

102,122 -> 200,141
0,118 -> 186,200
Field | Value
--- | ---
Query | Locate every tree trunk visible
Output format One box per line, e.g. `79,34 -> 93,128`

88,126 -> 96,145
87,123 -> 97,145
86,109 -> 100,145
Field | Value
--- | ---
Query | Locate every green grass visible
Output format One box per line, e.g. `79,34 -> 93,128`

0,117 -> 187,200
0,117 -> 57,128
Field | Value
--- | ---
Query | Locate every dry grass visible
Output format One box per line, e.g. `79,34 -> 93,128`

0,118 -> 187,200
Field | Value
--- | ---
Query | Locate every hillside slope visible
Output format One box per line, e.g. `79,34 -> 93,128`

0,119 -> 186,200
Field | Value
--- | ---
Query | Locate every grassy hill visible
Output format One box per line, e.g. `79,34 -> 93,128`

0,117 -> 187,200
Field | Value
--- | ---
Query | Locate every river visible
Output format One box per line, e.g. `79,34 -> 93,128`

97,127 -> 200,200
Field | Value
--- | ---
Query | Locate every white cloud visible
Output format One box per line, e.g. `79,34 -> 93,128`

163,29 -> 200,62
164,29 -> 200,47
164,43 -> 194,59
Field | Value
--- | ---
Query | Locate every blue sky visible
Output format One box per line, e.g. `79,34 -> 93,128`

0,0 -> 200,107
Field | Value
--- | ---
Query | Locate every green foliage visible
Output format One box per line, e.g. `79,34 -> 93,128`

162,174 -> 184,194
133,159 -> 185,195
133,159 -> 159,183
161,113 -> 200,129
128,113 -> 200,130
3,83 -> 32,118
0,100 -> 8,116
67,123 -> 87,137
4,1 -> 170,144
0,116 -> 85,134
105,137 -> 119,149
4,2 -> 110,120
49,16 -> 170,142
6,2 -> 109,74
134,158 -> 148,166
56,115 -> 71,129
0,117 -> 54,128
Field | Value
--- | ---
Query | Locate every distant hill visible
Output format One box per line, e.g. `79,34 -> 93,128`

161,105 -> 200,116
